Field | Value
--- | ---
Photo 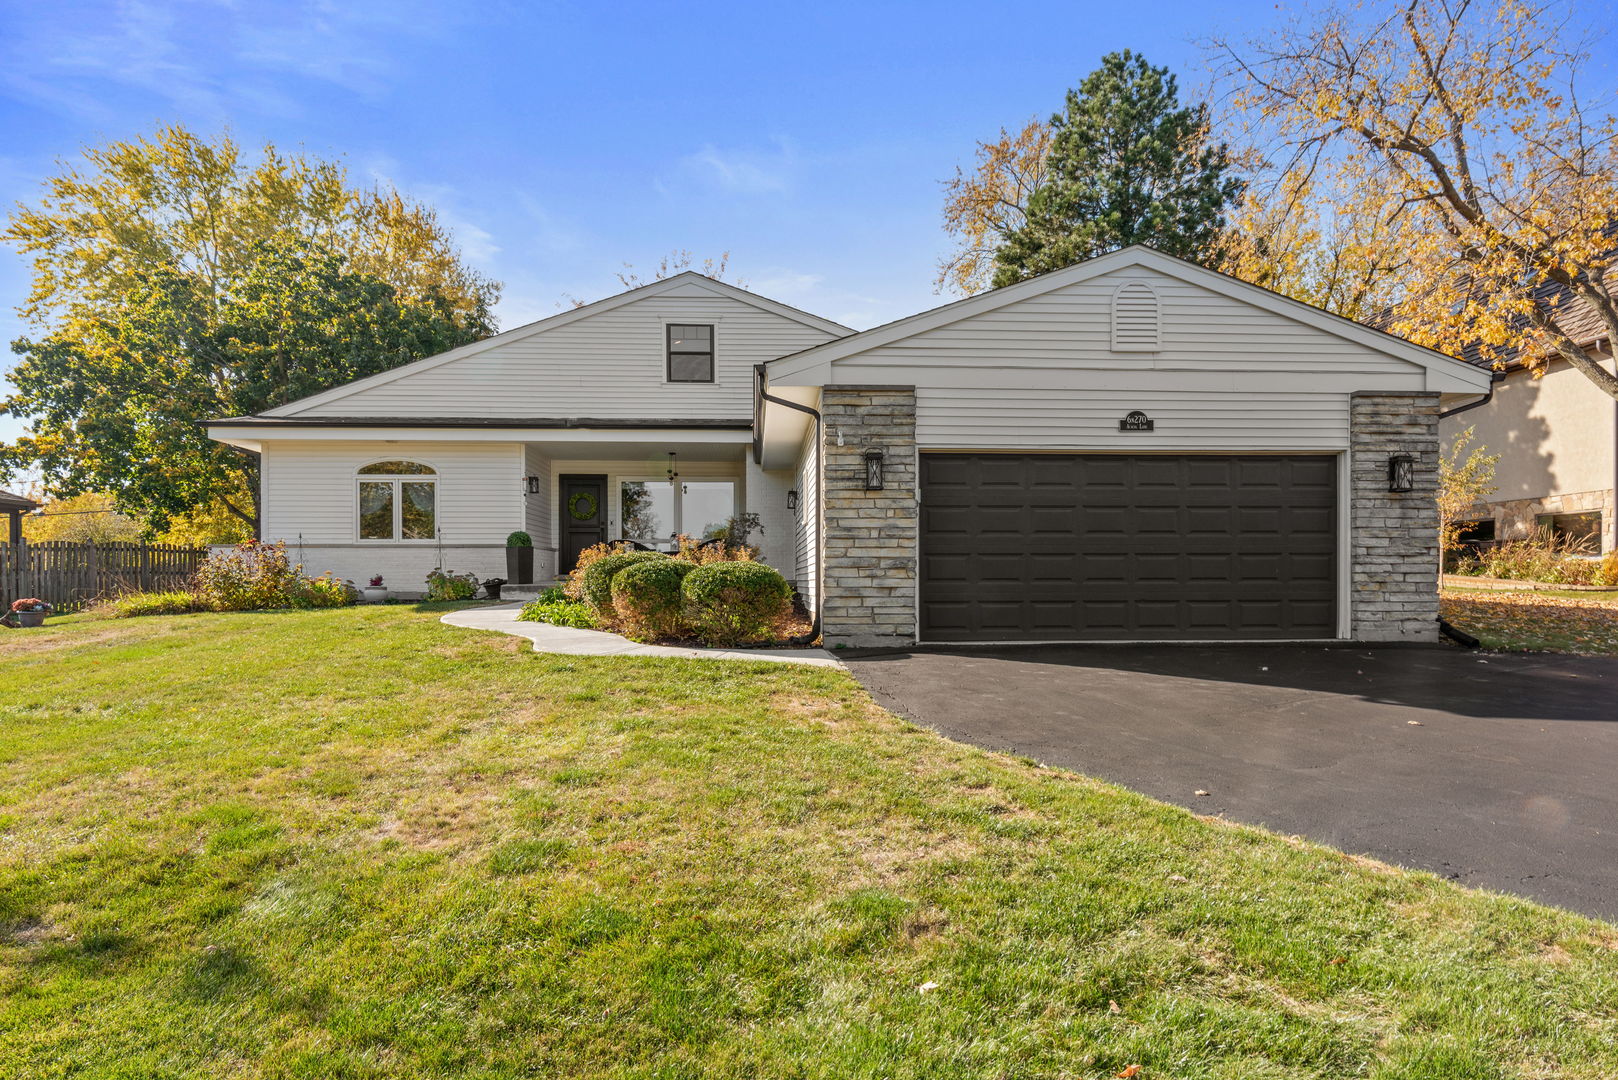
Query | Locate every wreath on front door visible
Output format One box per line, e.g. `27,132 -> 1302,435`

568,490 -> 599,521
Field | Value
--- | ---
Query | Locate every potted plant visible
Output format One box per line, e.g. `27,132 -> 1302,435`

7,597 -> 51,628
361,575 -> 389,604
482,577 -> 506,600
506,531 -> 534,585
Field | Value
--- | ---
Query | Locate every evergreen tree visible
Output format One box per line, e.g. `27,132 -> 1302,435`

992,51 -> 1241,286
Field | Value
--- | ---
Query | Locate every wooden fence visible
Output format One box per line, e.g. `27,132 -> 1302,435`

0,540 -> 209,613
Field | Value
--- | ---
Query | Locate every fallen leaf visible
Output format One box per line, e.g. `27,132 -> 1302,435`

917,981 -> 938,993
1108,999 -> 1122,1014
1407,720 -> 1423,726
1329,955 -> 1347,965
1167,873 -> 1189,883
1117,1066 -> 1141,1078
1194,790 -> 1211,797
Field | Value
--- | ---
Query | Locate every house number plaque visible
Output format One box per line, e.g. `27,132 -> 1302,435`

1119,410 -> 1154,431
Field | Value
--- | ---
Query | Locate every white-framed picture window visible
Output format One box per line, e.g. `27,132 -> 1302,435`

619,478 -> 734,544
357,460 -> 437,542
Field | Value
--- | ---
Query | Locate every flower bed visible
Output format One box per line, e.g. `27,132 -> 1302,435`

521,539 -> 807,646
1450,539 -> 1618,587
108,540 -> 358,616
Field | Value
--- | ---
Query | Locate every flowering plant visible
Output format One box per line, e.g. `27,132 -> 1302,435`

369,574 -> 385,587
10,597 -> 49,612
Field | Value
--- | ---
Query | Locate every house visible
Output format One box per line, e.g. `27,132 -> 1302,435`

1437,288 -> 1616,553
208,245 -> 1493,646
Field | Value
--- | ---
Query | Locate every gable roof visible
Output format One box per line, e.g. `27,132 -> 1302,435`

764,244 -> 1492,389
261,271 -> 853,419
0,489 -> 38,514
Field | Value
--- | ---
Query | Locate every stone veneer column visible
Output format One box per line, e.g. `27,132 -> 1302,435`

819,385 -> 918,647
1351,392 -> 1441,642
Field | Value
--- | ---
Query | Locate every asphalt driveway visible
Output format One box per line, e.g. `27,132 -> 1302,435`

843,643 -> 1618,920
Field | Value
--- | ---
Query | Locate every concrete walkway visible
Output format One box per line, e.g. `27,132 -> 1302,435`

441,603 -> 842,667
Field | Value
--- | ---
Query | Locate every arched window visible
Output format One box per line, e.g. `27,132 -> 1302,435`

1111,281 -> 1160,352
357,461 -> 437,541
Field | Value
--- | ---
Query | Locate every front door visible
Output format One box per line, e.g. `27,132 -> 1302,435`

558,474 -> 608,574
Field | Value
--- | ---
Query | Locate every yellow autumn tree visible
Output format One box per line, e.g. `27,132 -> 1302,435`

1212,0 -> 1618,396
6,125 -> 500,330
936,119 -> 1052,295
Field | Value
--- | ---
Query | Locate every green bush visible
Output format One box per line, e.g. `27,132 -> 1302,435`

109,590 -> 208,618
425,568 -> 479,601
506,531 -> 532,547
581,551 -> 666,610
194,540 -> 305,610
517,595 -> 598,629
611,558 -> 696,641
295,573 -> 359,608
681,561 -> 793,646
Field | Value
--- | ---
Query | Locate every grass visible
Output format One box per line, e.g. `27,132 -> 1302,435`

2,605 -> 1616,1079
1443,587 -> 1618,654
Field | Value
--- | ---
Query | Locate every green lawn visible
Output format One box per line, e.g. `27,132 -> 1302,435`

2,606 -> 1616,1079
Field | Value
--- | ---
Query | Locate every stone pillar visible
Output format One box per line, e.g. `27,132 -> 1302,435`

820,385 -> 917,647
1350,392 -> 1441,642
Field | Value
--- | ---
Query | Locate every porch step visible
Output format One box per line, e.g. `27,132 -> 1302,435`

496,580 -> 565,603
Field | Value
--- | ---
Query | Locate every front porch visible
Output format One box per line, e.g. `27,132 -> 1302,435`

517,435 -> 802,589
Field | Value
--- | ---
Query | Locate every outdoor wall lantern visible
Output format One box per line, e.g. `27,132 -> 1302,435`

1387,453 -> 1415,493
864,448 -> 885,491
786,488 -> 800,513
522,475 -> 542,496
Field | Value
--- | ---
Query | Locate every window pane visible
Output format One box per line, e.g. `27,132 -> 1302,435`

359,482 -> 394,539
359,460 -> 435,475
401,481 -> 436,540
681,481 -> 734,540
622,481 -> 673,540
668,324 -> 711,351
668,353 -> 713,382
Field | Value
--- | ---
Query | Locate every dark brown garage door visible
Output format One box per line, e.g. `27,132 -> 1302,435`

920,453 -> 1337,641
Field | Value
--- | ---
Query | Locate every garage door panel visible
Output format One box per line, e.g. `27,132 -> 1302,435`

920,453 -> 1337,641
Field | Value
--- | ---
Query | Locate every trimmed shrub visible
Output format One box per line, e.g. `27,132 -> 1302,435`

110,590 -> 208,618
681,561 -> 793,646
506,531 -> 533,547
581,551 -> 666,611
565,541 -> 639,600
612,558 -> 696,641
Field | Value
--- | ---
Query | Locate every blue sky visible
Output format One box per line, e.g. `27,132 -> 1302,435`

2,0 -> 1614,453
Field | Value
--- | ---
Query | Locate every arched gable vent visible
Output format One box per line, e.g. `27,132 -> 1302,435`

1111,281 -> 1160,352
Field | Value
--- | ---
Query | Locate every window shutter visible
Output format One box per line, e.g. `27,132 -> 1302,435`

1111,282 -> 1160,352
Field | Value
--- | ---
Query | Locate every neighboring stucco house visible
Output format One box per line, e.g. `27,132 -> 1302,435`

208,245 -> 1492,646
1437,292 -> 1616,553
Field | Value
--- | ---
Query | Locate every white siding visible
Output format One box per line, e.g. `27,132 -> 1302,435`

793,428 -> 820,611
832,267 -> 1426,379
259,439 -> 525,589
287,289 -> 836,420
813,266 -> 1428,452
916,386 -> 1352,450
744,456 -> 798,579
522,444 -> 553,548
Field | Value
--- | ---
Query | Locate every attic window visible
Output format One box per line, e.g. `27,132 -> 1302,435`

1111,282 -> 1160,352
667,324 -> 714,382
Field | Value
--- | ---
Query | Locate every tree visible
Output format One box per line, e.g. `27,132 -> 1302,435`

936,119 -> 1053,294
1213,0 -> 1618,399
2,239 -> 487,534
5,125 -> 500,331
1438,426 -> 1500,554
21,492 -> 141,544
991,51 -> 1243,287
